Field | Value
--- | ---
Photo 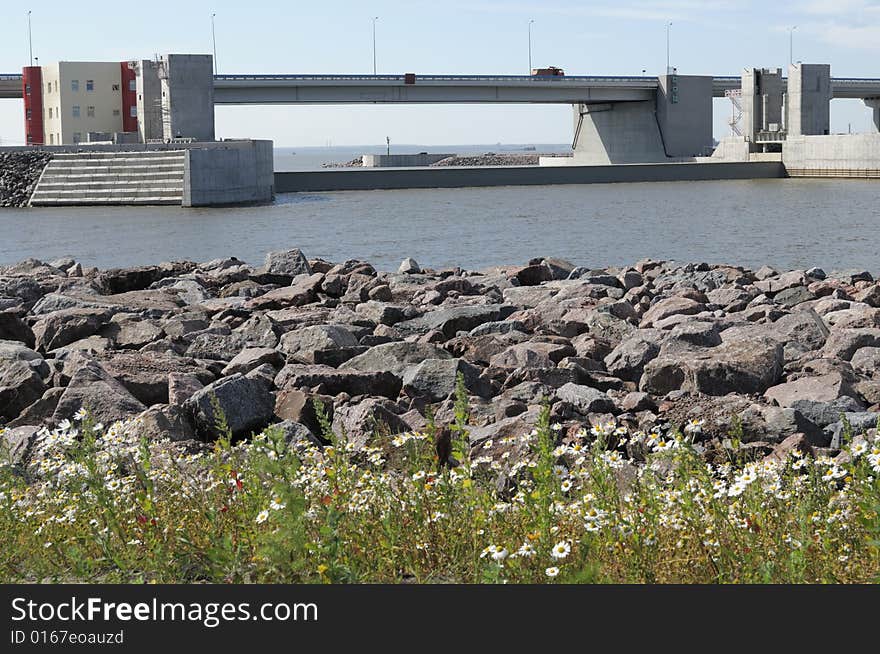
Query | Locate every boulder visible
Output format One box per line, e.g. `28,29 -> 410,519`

604,333 -> 661,382
821,328 -> 880,361
639,297 -> 705,328
555,382 -> 616,415
764,373 -> 861,408
0,310 -> 35,347
7,387 -> 64,427
53,362 -> 147,425
256,248 -> 311,283
0,361 -> 47,422
0,425 -> 41,466
168,372 -> 205,406
331,398 -> 409,450
32,308 -> 113,352
395,304 -> 515,339
247,273 -> 324,310
99,352 -> 214,406
132,404 -> 196,442
274,389 -> 334,438
283,368 -> 402,399
222,347 -> 285,376
402,358 -> 492,402
279,325 -> 360,365
185,373 -> 275,440
489,341 -> 573,370
398,258 -> 421,274
340,341 -> 452,376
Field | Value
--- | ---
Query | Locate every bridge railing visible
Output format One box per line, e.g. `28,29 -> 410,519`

212,73 -> 660,84
0,74 -> 23,80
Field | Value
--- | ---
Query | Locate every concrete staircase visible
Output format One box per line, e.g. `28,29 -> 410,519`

29,151 -> 185,206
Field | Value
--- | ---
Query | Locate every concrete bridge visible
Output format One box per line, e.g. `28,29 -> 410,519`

3,72 -> 880,102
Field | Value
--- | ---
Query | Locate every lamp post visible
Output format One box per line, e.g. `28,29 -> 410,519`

789,25 -> 797,66
27,10 -> 33,67
666,21 -> 672,73
211,13 -> 218,74
372,16 -> 379,75
528,19 -> 534,74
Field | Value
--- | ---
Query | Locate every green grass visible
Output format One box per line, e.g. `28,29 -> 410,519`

1,397 -> 878,584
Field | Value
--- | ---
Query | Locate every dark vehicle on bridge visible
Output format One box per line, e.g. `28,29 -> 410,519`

530,66 -> 564,76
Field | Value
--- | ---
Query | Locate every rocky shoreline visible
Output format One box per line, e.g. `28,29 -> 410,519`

0,152 -> 52,207
321,153 -> 571,168
2,250 -> 879,465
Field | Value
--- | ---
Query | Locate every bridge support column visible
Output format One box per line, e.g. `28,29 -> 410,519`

867,98 -> 880,133
569,101 -> 667,164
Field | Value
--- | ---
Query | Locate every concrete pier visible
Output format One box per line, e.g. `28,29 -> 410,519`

274,161 -> 785,193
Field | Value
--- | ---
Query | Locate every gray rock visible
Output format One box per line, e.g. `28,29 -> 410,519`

469,320 -> 529,337
355,301 -> 407,326
826,412 -> 879,448
32,308 -> 114,352
259,248 -> 312,282
185,373 -> 275,440
402,358 -> 492,402
0,310 -> 35,347
0,426 -> 41,466
331,398 -> 409,450
0,361 -> 47,422
279,324 -> 360,365
395,304 -> 515,339
185,332 -> 250,361
764,373 -> 861,408
7,387 -> 64,427
398,257 -> 421,274
273,420 -> 322,448
821,328 -> 880,361
604,333 -> 661,382
555,382 -> 616,414
168,372 -> 205,406
132,404 -> 196,442
340,341 -> 452,376
283,368 -> 402,399
53,362 -> 147,425
639,296 -> 705,328
222,347 -> 285,376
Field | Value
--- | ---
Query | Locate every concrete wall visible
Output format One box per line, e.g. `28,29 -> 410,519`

788,63 -> 831,136
135,60 -> 163,143
275,161 -> 785,193
742,68 -> 784,145
183,140 -> 273,206
160,54 -> 215,141
570,101 -> 667,164
362,153 -> 455,167
656,75 -> 714,157
866,99 -> 880,133
783,134 -> 880,175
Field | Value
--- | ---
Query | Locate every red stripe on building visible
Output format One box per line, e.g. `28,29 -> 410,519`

22,66 -> 44,145
120,62 -> 137,133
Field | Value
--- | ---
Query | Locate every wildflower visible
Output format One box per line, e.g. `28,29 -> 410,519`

550,540 -> 571,560
411,470 -> 426,482
491,547 -> 509,562
850,441 -> 867,457
255,510 -> 270,524
515,542 -> 536,558
551,423 -> 563,432
58,419 -> 72,431
560,479 -> 573,493
480,544 -> 505,559
684,419 -> 704,434
545,566 -> 560,578
43,542 -> 52,549
74,408 -> 88,421
269,497 -> 285,511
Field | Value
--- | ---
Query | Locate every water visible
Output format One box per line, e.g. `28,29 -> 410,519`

2,178 -> 879,273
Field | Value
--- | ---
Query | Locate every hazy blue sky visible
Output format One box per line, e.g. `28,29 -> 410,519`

1,0 -> 879,145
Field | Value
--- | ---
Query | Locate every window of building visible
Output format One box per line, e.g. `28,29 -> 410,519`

129,79 -> 137,92
113,109 -> 120,116
112,83 -> 120,91
130,106 -> 137,118
71,79 -> 79,92
87,106 -> 95,117
26,109 -> 32,120
72,105 -> 80,118
25,84 -> 31,96
73,132 -> 82,143
49,133 -> 54,144
48,107 -> 52,119
86,80 -> 94,91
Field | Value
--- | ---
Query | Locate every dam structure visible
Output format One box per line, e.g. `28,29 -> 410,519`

1,54 -> 879,204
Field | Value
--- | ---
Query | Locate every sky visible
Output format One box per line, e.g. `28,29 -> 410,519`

1,0 -> 879,146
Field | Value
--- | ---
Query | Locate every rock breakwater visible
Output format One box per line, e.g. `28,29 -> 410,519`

0,152 -> 52,207
2,251 -> 878,465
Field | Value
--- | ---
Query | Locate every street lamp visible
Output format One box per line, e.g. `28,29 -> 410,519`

211,13 -> 218,75
27,10 -> 33,67
528,19 -> 535,74
372,16 -> 379,75
789,25 -> 797,67
666,21 -> 672,73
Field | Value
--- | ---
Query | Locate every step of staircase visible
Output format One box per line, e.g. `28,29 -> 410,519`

30,150 -> 186,206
